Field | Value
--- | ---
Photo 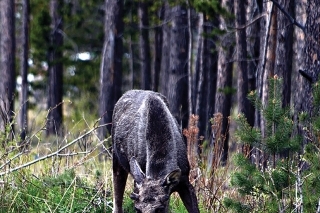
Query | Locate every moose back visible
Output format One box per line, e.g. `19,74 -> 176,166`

112,90 -> 199,213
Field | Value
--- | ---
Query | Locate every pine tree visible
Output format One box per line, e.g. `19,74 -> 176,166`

224,76 -> 301,212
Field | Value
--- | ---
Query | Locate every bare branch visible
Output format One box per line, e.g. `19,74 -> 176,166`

231,12 -> 267,30
0,123 -> 111,176
269,0 -> 306,34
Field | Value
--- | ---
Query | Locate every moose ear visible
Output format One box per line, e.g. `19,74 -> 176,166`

162,169 -> 181,187
130,157 -> 145,184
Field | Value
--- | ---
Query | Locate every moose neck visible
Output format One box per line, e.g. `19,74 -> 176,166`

144,97 -> 180,178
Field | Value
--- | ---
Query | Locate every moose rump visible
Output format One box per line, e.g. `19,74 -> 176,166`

112,90 -> 199,213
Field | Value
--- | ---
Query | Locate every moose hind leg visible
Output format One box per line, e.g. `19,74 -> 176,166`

112,156 -> 128,213
177,180 -> 200,213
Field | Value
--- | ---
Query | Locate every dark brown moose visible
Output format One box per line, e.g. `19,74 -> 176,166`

112,90 -> 199,213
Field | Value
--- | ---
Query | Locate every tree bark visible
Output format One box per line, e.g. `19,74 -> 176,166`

153,5 -> 164,92
213,0 -> 234,164
19,0 -> 30,142
204,17 -> 218,141
160,1 -> 170,97
254,1 -> 273,167
139,1 -> 151,90
292,0 -> 307,138
235,0 -> 250,157
245,0 -> 258,126
301,0 -> 320,125
98,0 -> 123,140
47,0 -> 63,136
163,5 -> 189,128
0,0 -> 15,135
275,0 -> 293,108
187,4 -> 193,117
235,0 -> 248,115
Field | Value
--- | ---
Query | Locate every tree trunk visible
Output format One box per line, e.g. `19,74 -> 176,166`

255,1 -> 273,167
235,0 -> 248,115
300,0 -> 320,132
139,1 -> 151,90
195,13 -> 214,140
244,0 -> 259,160
19,0 -> 30,142
153,5 -> 164,92
47,0 -> 63,136
275,0 -> 293,108
205,17 -> 218,141
212,0 -> 234,165
164,5 -> 189,128
98,0 -> 123,141
235,0 -> 250,157
160,1 -> 170,98
292,0 -> 307,138
187,4 -> 193,117
0,0 -> 15,136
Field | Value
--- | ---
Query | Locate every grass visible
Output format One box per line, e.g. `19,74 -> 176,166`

0,100 -> 238,213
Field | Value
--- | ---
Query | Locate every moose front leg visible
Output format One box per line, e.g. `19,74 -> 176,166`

176,180 -> 200,213
112,155 -> 128,213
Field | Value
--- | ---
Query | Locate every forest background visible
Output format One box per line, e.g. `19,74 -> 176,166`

1,0 -> 320,212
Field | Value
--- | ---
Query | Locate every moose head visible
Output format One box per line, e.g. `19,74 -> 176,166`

129,157 -> 181,213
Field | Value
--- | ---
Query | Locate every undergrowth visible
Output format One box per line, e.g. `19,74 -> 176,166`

7,79 -> 320,213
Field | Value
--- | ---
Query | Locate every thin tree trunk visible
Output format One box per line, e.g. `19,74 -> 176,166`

160,1 -> 170,97
275,0 -> 293,106
255,1 -> 273,167
245,0 -> 258,161
139,1 -> 151,90
194,15 -> 211,141
235,0 -> 248,115
187,2 -> 193,117
0,0 -> 15,136
235,0 -> 250,157
19,0 -> 30,142
205,17 -> 218,141
212,0 -> 234,165
292,0 -> 307,139
195,13 -> 205,119
153,5 -> 164,92
47,0 -> 63,136
98,0 -> 123,141
166,5 -> 189,128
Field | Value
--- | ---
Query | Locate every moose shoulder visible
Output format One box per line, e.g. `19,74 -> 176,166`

112,90 -> 199,213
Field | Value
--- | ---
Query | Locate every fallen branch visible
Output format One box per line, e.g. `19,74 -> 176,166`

269,0 -> 306,34
0,123 -> 111,176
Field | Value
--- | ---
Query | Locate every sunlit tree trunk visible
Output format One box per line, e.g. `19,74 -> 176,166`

195,13 -> 205,129
255,1 -> 274,167
98,0 -> 123,141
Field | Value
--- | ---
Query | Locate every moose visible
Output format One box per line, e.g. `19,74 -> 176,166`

112,90 -> 199,213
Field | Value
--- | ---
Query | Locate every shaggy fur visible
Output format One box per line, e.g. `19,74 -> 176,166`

112,90 -> 199,213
